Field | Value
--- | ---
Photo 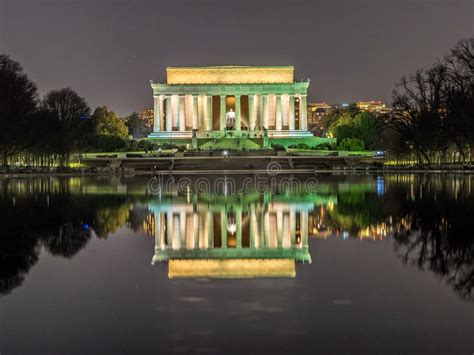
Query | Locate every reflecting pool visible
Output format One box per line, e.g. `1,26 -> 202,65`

0,174 -> 473,354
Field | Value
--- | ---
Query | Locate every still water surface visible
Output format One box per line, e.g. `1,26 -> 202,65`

0,174 -> 473,354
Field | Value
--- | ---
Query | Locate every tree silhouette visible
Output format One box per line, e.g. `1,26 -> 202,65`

40,88 -> 91,165
0,54 -> 38,166
0,230 -> 41,295
125,112 -> 152,139
393,177 -> 474,301
388,38 -> 474,164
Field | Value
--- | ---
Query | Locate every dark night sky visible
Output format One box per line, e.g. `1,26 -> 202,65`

1,0 -> 472,116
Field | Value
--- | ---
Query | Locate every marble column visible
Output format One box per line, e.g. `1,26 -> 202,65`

221,210 -> 227,248
277,210 -> 283,246
299,94 -> 308,131
207,96 -> 213,131
166,212 -> 173,247
268,94 -> 276,128
235,95 -> 241,131
155,212 -> 164,250
282,213 -> 290,248
260,213 -> 266,248
165,97 -> 172,131
289,95 -> 295,131
153,96 -> 163,132
207,211 -> 214,248
185,95 -> 193,129
289,210 -> 296,246
249,95 -> 256,131
262,95 -> 269,129
220,95 -> 226,131
202,95 -> 208,130
171,95 -> 179,130
198,95 -> 205,131
250,206 -> 258,248
236,210 -> 242,249
199,212 -> 207,249
256,95 -> 262,130
191,213 -> 198,249
282,94 -> 289,128
180,212 -> 186,247
172,213 -> 180,250
300,211 -> 308,247
192,95 -> 199,131
178,96 -> 185,131
275,95 -> 282,131
264,212 -> 271,247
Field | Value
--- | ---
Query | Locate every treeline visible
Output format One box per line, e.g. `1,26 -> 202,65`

322,105 -> 379,151
0,54 -> 153,167
385,38 -> 473,165
316,38 -> 473,165
0,187 -> 150,295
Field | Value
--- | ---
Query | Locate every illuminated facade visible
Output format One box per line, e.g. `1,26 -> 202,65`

148,192 -> 322,278
148,66 -> 321,146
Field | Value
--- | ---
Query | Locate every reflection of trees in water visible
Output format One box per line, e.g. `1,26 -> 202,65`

316,175 -> 473,300
395,227 -> 474,301
326,192 -> 388,235
0,196 -> 94,295
0,230 -> 40,296
89,197 -> 133,238
0,190 -> 149,296
393,181 -> 474,301
43,225 -> 91,258
320,179 -> 405,236
1,175 -> 472,300
128,204 -> 151,232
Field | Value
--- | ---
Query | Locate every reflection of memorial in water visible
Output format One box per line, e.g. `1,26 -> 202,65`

148,192 -> 335,278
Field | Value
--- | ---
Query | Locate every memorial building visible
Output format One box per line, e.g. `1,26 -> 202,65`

148,66 -> 330,148
148,191 -> 321,278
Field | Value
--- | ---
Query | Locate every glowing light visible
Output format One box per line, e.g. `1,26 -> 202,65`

166,66 -> 294,85
227,222 -> 237,235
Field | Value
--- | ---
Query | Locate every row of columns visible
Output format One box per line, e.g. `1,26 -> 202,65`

154,209 -> 309,251
154,95 -> 213,132
153,93 -> 308,132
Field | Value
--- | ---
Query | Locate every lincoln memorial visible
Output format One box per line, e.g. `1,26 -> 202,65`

148,66 -> 324,147
148,192 -> 317,278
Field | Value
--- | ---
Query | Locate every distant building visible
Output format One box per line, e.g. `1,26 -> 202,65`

356,101 -> 390,115
308,102 -> 333,122
307,102 -> 336,136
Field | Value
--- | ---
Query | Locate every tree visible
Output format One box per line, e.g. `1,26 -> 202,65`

387,38 -> 473,164
338,138 -> 365,151
388,65 -> 448,163
352,112 -> 378,149
0,54 -> 38,166
40,88 -> 91,164
322,107 -> 352,133
91,106 -> 129,139
443,39 -> 474,160
328,109 -> 378,149
125,112 -> 152,139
